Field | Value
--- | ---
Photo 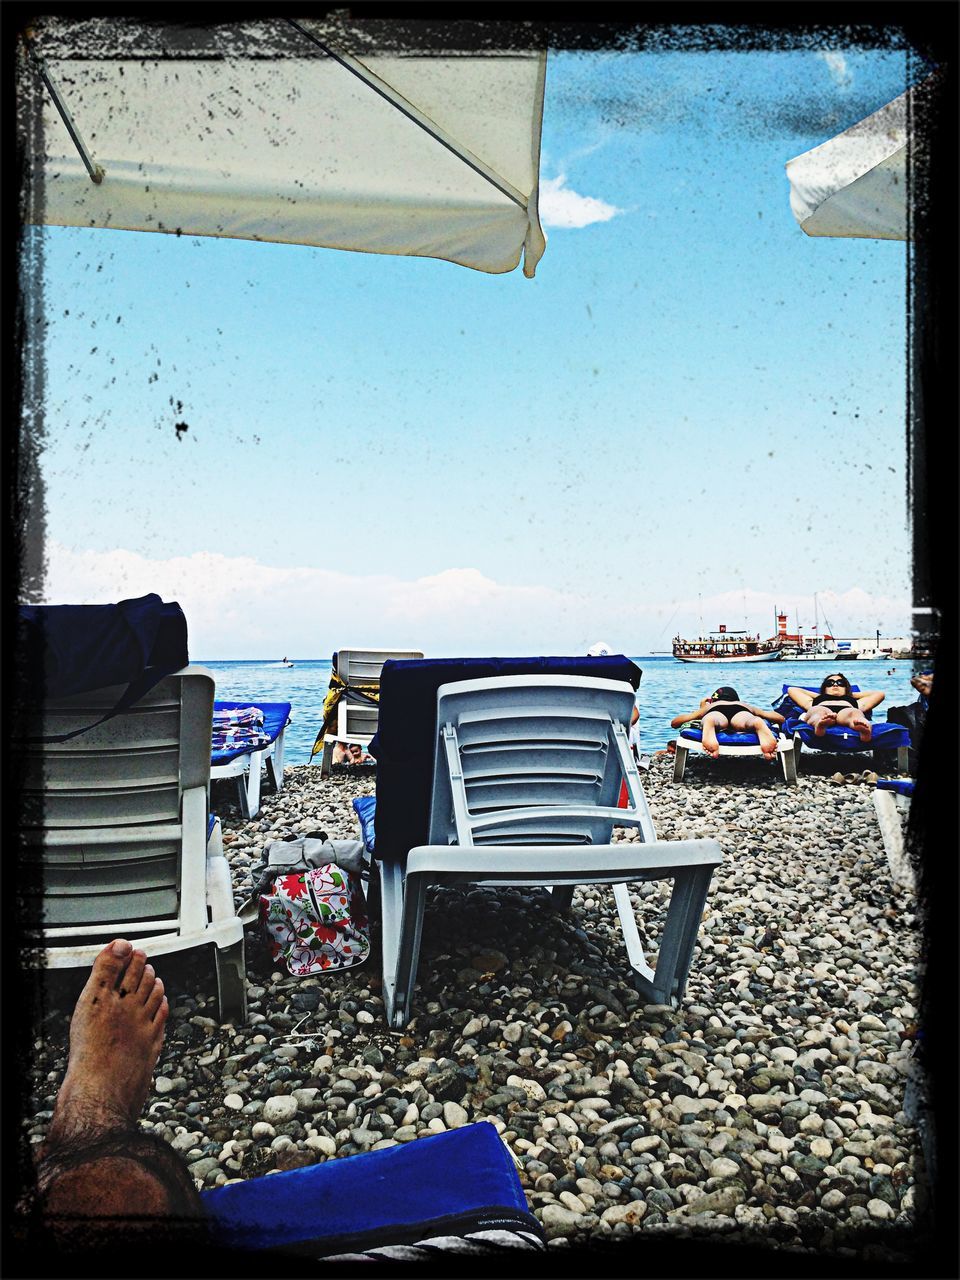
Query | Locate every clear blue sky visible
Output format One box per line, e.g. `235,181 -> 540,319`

31,44 -> 918,656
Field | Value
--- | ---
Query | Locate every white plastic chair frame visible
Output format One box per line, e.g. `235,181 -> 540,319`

377,675 -> 722,1029
21,666 -> 246,1021
318,648 -> 424,778
673,731 -> 797,785
210,715 -> 288,820
873,787 -> 915,891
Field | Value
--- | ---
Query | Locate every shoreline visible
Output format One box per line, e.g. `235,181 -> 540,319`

25,754 -> 926,1261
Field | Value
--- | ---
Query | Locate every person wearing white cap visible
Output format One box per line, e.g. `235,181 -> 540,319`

586,642 -> 639,740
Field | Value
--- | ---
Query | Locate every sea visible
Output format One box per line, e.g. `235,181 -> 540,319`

198,656 -> 926,767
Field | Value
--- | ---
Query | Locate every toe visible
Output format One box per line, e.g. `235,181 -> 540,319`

120,949 -> 147,998
89,939 -> 134,992
145,980 -> 167,1022
136,964 -> 157,1002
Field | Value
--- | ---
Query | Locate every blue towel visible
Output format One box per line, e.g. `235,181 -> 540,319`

370,655 -> 642,865
211,701 -> 291,766
202,1122 -> 542,1255
353,795 -> 377,854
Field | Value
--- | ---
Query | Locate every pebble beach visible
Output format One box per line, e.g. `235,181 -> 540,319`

25,751 -> 927,1265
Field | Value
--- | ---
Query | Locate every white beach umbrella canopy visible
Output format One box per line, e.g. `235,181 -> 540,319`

785,85 -> 911,241
23,17 -> 547,277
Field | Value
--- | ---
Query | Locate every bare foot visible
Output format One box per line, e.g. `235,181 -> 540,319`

855,720 -> 873,743
813,711 -> 836,737
44,940 -> 168,1150
757,731 -> 778,759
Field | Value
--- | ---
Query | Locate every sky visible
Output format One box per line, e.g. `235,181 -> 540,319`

23,35 -> 921,657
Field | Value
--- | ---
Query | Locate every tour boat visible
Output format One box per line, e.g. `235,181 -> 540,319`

672,628 -> 782,663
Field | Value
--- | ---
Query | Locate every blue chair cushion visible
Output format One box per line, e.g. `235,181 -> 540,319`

679,723 -> 779,748
877,778 -> 915,797
207,814 -> 217,842
353,795 -> 377,854
370,655 -> 641,865
211,701 -> 291,766
201,1122 -> 542,1255
784,717 -> 910,751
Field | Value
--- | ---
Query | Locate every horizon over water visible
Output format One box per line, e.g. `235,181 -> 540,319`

198,656 -> 926,767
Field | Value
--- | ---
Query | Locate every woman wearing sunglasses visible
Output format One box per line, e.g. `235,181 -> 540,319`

786,673 -> 884,742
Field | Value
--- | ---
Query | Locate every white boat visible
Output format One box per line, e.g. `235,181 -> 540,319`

672,628 -> 782,663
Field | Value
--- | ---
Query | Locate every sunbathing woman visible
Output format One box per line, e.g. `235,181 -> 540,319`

670,686 -> 784,760
786,673 -> 884,742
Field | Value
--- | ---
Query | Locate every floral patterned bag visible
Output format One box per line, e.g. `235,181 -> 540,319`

259,863 -> 370,976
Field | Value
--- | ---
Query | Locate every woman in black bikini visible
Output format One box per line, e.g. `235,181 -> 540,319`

670,685 -> 785,760
786,673 -> 884,742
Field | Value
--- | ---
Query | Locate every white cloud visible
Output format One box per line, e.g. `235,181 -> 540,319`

539,174 -> 622,230
816,51 -> 853,89
36,542 -> 912,656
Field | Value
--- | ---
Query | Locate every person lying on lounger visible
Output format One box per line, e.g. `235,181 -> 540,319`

786,673 -> 884,743
669,686 -> 784,760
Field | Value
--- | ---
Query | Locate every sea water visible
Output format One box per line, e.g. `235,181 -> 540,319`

198,656 -> 926,767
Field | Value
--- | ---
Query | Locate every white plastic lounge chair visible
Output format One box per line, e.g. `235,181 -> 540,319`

316,648 -> 423,777
376,674 -> 723,1028
210,699 -> 291,819
21,666 -> 247,1021
673,723 -> 797,785
873,778 -> 915,891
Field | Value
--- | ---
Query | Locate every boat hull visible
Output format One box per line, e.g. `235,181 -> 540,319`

673,651 -> 783,663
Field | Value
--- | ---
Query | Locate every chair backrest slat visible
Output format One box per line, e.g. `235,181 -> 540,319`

22,667 -> 213,934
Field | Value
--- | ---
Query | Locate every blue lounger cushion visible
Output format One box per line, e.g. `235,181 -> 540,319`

201,1122 -> 544,1256
207,814 -> 217,841
877,778 -> 915,797
211,701 -> 291,766
774,684 -> 909,753
369,655 -> 642,866
783,717 -> 910,752
679,723 -> 780,748
353,795 -> 377,854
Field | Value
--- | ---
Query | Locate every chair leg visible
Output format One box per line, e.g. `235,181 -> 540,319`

390,870 -> 431,1030
319,740 -> 334,779
673,745 -> 688,783
379,860 -> 404,1027
896,745 -> 910,774
780,743 -> 798,786
551,885 -> 575,911
215,939 -> 247,1023
244,750 -> 263,819
629,866 -> 713,1006
267,731 -> 286,793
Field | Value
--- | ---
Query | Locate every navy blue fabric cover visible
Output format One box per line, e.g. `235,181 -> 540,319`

208,814 -> 217,841
201,1122 -> 541,1254
353,795 -> 377,854
19,594 -> 187,698
878,778 -> 915,797
211,701 -> 291,766
370,655 -> 642,865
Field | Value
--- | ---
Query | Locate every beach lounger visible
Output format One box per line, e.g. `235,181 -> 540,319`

21,663 -> 247,1022
873,778 -> 916,890
773,684 -> 910,774
673,722 -> 797,784
312,647 -> 424,777
210,699 -> 291,819
202,1121 -> 544,1259
360,655 -> 723,1028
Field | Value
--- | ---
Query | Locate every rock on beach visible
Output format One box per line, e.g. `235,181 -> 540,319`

25,756 -> 923,1262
